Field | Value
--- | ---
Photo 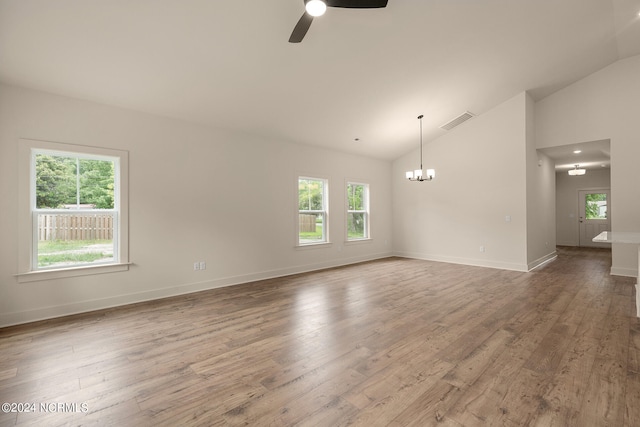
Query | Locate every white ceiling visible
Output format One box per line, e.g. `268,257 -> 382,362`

539,139 -> 610,172
1,0 -> 639,160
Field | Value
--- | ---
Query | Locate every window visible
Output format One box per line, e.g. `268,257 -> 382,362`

19,139 -> 129,280
298,177 -> 328,245
347,182 -> 369,240
585,193 -> 607,219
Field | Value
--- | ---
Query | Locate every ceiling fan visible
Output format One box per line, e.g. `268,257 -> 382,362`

289,0 -> 388,43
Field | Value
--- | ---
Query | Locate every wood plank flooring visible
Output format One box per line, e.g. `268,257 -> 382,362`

1,246 -> 638,426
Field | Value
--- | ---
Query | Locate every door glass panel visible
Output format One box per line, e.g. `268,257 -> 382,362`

585,193 -> 607,219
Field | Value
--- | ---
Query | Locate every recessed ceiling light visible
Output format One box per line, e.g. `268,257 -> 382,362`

573,150 -> 582,154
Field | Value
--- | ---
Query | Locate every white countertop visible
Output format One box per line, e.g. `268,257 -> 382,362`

592,231 -> 640,244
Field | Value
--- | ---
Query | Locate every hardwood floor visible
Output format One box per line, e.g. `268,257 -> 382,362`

1,247 -> 639,426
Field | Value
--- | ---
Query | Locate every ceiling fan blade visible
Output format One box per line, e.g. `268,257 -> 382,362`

326,0 -> 388,8
289,13 -> 314,43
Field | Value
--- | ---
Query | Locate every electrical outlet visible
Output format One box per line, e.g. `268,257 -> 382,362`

200,261 -> 206,270
480,246 -> 485,253
193,262 -> 199,271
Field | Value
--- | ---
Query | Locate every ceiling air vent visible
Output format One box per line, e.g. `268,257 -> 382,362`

440,111 -> 475,131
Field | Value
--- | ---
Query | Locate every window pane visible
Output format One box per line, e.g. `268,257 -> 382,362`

299,178 -> 324,211
347,182 -> 368,241
35,154 -> 115,209
37,213 -> 114,268
347,212 -> 366,239
299,213 -> 324,244
78,159 -> 115,209
348,183 -> 364,210
585,193 -> 607,219
35,154 -> 77,208
298,177 -> 327,245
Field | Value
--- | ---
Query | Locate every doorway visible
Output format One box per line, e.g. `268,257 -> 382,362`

578,188 -> 610,247
537,139 -> 611,248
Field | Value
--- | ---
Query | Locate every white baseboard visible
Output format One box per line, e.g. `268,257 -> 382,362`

393,251 -> 529,272
610,266 -> 637,277
0,252 -> 392,328
527,252 -> 557,271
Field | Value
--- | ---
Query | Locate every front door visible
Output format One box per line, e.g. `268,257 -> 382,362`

578,189 -> 610,247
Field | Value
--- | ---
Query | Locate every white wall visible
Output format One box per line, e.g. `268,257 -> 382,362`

392,92 -> 550,271
556,168 -> 611,246
0,84 -> 393,326
526,94 -> 557,269
536,54 -> 640,276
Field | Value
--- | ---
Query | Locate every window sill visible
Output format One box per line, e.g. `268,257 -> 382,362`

16,262 -> 131,283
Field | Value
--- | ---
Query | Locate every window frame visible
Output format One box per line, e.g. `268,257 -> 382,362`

297,176 -> 329,247
18,139 -> 129,282
346,181 -> 370,242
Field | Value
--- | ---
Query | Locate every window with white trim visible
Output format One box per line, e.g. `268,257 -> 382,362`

347,182 -> 369,240
18,139 -> 129,279
298,177 -> 328,245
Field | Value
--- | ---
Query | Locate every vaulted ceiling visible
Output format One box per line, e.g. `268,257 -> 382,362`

1,0 -> 639,160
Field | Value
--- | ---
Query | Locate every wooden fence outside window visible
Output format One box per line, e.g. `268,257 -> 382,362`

299,214 -> 317,232
37,213 -> 114,241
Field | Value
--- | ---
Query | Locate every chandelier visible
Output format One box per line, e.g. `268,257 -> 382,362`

405,115 -> 435,181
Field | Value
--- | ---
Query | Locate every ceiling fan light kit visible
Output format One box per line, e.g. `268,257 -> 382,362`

305,0 -> 327,16
406,115 -> 435,182
289,0 -> 389,43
